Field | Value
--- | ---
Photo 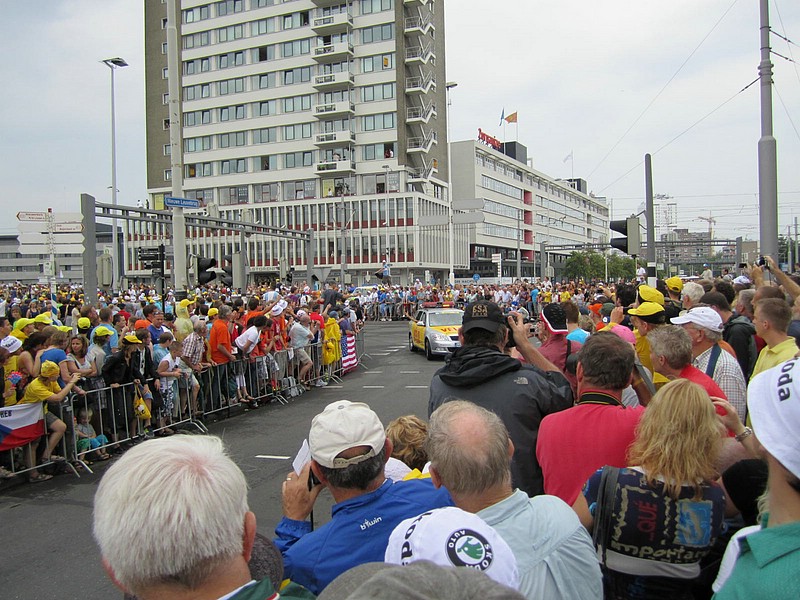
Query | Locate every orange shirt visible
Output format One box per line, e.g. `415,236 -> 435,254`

209,318 -> 232,364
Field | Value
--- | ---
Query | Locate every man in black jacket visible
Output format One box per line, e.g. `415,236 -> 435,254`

428,300 -> 573,497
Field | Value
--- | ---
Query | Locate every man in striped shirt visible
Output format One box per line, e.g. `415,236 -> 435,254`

672,307 -> 747,418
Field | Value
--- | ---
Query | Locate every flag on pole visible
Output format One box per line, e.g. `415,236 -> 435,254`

0,403 -> 45,451
499,108 -> 505,127
563,151 -> 573,163
504,112 -> 518,124
341,334 -> 358,372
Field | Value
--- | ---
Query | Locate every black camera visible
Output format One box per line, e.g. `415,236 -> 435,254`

757,256 -> 770,270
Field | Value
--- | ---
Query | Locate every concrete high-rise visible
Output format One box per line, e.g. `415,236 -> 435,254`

139,0 -> 456,287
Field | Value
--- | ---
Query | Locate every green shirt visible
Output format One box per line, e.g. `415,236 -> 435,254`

713,519 -> 800,599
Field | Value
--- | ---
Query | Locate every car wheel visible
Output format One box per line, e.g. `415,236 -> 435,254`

425,339 -> 434,361
409,334 -> 417,352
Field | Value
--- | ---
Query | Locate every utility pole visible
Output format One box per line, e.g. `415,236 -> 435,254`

167,0 -> 187,294
516,207 -> 522,280
644,154 -> 656,286
758,0 -> 778,259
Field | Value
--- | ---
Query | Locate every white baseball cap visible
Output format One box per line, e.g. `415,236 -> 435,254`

385,507 -> 519,589
309,401 -> 386,469
670,306 -> 723,332
748,357 -> 800,479
1,336 -> 22,353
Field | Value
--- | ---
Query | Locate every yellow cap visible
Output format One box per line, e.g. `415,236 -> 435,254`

628,302 -> 665,317
40,361 -> 60,378
637,285 -> 664,306
665,277 -> 684,293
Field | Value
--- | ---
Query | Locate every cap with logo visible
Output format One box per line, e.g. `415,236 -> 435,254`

665,277 -> 684,293
384,507 -> 519,588
462,301 -> 506,334
33,313 -> 53,324
637,285 -> 664,306
309,400 -> 386,469
1,335 -> 22,353
670,306 -> 723,332
77,317 -> 92,330
541,303 -> 568,334
748,357 -> 800,479
93,326 -> 115,338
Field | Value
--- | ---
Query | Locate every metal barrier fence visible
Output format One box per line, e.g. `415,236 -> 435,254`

0,332 -> 366,484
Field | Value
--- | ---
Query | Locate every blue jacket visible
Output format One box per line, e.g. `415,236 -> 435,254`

274,478 -> 452,594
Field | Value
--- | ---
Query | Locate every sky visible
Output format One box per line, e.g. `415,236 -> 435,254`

2,0 -> 799,246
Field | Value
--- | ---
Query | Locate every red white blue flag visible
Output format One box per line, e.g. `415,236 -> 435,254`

0,403 -> 45,451
341,334 -> 358,373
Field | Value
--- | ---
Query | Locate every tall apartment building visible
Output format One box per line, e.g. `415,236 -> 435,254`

450,137 -> 609,280
140,0 -> 457,286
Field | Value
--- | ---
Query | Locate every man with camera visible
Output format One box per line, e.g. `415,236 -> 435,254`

428,300 -> 573,497
275,400 -> 451,595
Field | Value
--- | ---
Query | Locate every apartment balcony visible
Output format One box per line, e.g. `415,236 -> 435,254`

406,102 -> 437,124
404,44 -> 434,65
315,159 -> 356,175
405,72 -> 436,94
313,100 -> 356,118
314,130 -> 356,147
313,70 -> 355,90
312,12 -> 353,35
404,16 -> 434,36
311,0 -> 344,7
312,41 -> 354,63
407,131 -> 437,154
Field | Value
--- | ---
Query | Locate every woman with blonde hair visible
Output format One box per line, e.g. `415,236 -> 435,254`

386,415 -> 429,471
577,379 -> 727,600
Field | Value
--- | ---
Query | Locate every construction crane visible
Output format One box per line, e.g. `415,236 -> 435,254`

695,213 -> 716,240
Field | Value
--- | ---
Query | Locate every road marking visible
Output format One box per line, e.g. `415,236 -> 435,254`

363,371 -> 383,374
405,385 -> 429,389
255,455 -> 290,460
321,385 -> 343,389
387,348 -> 400,352
362,385 -> 385,389
388,346 -> 407,349
399,371 -> 420,374
371,352 -> 390,356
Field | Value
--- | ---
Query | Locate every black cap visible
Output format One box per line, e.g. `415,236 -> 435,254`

541,303 -> 568,334
462,301 -> 506,333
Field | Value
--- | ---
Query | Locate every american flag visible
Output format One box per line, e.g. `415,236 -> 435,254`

341,334 -> 358,373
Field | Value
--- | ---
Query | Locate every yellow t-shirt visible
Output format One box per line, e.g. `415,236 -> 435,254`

3,355 -> 19,407
751,337 -> 800,380
21,378 -> 60,412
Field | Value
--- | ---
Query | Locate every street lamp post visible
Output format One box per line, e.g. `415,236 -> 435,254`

445,81 -> 458,287
382,164 -> 391,266
102,57 -> 128,291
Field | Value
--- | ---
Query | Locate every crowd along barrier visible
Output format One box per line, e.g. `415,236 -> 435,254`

0,332 -> 366,484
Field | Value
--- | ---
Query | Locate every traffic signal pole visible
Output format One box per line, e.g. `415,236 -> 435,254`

644,154 -> 657,287
167,0 -> 187,294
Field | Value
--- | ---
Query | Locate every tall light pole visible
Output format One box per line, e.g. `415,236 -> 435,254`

445,81 -> 457,286
757,0 -> 778,259
102,57 -> 128,291
382,164 -> 391,266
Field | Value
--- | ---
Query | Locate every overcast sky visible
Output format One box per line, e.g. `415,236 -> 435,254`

2,0 -> 799,245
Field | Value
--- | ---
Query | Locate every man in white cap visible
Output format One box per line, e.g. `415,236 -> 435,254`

275,400 -> 451,595
714,357 -> 800,599
672,306 -> 748,417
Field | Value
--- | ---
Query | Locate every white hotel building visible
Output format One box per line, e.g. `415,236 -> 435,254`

450,137 -> 609,280
138,0 -> 463,285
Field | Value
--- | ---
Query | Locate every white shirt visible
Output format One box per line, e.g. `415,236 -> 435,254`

235,326 -> 260,353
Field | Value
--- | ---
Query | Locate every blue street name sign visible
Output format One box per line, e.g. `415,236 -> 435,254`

164,196 -> 200,209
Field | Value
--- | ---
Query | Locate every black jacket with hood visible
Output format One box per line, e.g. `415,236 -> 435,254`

428,345 -> 573,497
723,314 -> 757,380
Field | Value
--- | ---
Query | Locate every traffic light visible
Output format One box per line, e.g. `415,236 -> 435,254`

610,216 -> 642,256
287,267 -> 294,284
197,257 -> 217,285
220,255 -> 233,287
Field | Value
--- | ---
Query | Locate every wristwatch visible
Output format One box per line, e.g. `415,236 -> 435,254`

735,426 -> 753,443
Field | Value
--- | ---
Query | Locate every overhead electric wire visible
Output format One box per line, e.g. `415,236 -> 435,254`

773,83 -> 800,143
586,0 -> 740,180
596,79 -> 756,195
771,0 -> 800,86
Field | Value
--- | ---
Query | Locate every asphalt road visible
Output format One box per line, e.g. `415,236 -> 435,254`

0,321 -> 445,600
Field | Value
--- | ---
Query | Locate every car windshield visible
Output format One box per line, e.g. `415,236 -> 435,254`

429,312 -> 463,327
